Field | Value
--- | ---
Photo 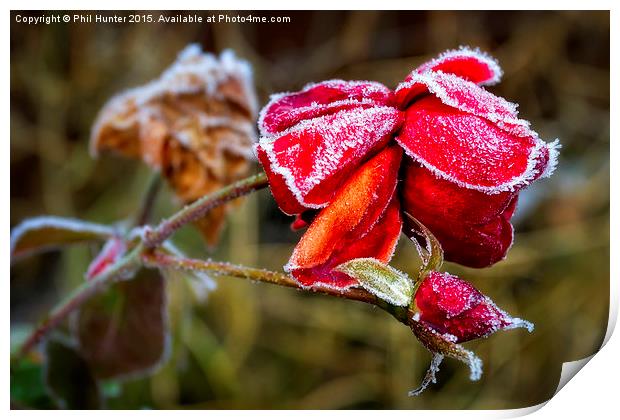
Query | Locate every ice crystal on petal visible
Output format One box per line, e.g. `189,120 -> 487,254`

540,139 -> 561,179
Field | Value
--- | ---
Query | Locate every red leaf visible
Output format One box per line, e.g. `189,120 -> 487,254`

73,269 -> 168,380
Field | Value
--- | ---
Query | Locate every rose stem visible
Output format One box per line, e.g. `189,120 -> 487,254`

143,172 -> 269,248
139,250 -> 411,317
134,174 -> 162,226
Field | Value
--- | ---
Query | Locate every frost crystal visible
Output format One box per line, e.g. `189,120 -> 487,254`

409,353 -> 444,396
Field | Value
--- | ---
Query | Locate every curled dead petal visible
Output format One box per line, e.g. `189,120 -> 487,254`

286,146 -> 403,290
90,44 -> 258,246
401,212 -> 444,284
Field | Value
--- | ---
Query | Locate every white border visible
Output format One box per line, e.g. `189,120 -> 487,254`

4,2 -> 616,419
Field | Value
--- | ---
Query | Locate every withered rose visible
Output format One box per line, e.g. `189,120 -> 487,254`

256,47 -> 559,289
91,44 -> 258,245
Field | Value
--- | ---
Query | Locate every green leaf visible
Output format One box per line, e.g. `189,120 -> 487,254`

336,258 -> 413,306
44,335 -> 101,409
73,269 -> 169,380
403,212 -> 444,284
11,216 -> 115,260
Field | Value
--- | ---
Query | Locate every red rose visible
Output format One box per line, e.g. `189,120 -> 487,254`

413,271 -> 533,343
395,49 -> 559,267
256,47 -> 559,289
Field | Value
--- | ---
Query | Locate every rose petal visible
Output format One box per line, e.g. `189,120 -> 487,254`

291,198 -> 402,289
395,71 -> 533,137
414,271 -> 533,343
412,46 -> 503,87
259,80 -> 394,136
256,146 -> 309,215
396,96 -> 549,193
257,106 -> 402,213
286,146 -> 402,289
402,161 -> 517,268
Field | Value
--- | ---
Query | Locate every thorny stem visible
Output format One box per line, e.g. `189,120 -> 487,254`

143,172 -> 269,248
142,250 -> 382,307
16,173 -> 269,358
18,245 -> 144,356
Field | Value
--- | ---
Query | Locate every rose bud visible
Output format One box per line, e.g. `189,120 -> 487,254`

413,271 -> 533,343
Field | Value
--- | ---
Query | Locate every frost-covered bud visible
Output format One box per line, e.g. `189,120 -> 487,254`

413,271 -> 533,343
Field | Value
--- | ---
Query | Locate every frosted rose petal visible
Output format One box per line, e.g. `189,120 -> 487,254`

257,106 -> 402,213
395,71 -> 533,138
291,199 -> 402,289
286,146 -> 402,289
259,80 -> 394,136
402,162 -> 518,268
397,96 -> 549,193
412,46 -> 503,86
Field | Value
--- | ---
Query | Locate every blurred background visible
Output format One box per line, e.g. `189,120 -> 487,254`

10,10 -> 609,409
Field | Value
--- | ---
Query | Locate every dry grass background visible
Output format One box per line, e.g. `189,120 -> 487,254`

10,10 -> 609,409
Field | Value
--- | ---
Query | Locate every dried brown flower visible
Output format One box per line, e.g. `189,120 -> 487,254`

91,44 -> 258,245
